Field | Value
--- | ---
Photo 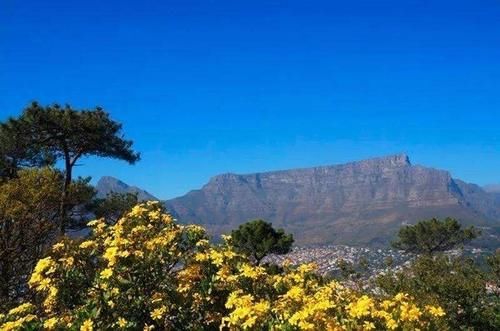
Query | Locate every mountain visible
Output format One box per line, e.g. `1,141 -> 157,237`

96,176 -> 158,201
165,154 -> 500,247
484,184 -> 500,193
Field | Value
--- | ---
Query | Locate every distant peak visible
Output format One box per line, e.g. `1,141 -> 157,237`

98,176 -> 121,183
386,153 -> 411,166
97,176 -> 128,188
96,176 -> 159,201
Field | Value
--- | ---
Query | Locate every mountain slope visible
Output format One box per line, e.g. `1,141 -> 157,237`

484,184 -> 500,193
165,154 -> 500,247
96,176 -> 158,201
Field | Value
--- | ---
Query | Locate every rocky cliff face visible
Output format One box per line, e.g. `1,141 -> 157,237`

96,176 -> 158,201
165,154 -> 500,247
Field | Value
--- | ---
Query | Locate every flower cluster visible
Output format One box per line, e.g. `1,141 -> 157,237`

1,202 -> 447,330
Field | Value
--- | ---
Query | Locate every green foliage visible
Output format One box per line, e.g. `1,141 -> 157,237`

90,192 -> 139,223
0,119 -> 53,181
231,220 -> 294,264
18,102 -> 140,166
392,217 -> 480,255
487,249 -> 500,287
377,254 -> 499,330
379,218 -> 499,330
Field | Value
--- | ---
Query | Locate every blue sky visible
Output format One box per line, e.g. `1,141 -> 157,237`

1,0 -> 499,199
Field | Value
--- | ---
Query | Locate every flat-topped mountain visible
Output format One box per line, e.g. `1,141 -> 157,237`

165,154 -> 500,247
96,176 -> 158,201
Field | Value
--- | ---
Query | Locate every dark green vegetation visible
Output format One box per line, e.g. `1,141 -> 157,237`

90,192 -> 139,224
392,217 -> 480,255
231,219 -> 294,265
378,218 -> 500,330
0,103 -> 140,309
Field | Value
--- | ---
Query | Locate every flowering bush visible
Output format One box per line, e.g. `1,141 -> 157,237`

0,202 -> 447,330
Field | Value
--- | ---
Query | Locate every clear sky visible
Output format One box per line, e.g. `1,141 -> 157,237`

1,0 -> 499,199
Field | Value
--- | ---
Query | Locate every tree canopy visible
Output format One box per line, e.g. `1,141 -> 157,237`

392,217 -> 480,255
0,120 -> 53,181
230,219 -> 294,264
0,102 -> 140,232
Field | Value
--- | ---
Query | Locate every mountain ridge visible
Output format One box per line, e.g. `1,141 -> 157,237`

164,154 -> 500,247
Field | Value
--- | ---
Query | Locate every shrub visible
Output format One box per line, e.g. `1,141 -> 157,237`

1,202 -> 447,330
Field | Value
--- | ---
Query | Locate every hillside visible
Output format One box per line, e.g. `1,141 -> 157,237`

165,154 -> 500,247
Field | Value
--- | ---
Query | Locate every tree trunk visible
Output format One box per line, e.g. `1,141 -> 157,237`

59,156 -> 72,234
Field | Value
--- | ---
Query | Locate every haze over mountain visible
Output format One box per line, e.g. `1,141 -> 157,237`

96,176 -> 158,201
163,154 -> 500,247
484,184 -> 500,193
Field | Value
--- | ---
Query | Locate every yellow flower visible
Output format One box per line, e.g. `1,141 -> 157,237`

363,321 -> 376,330
194,252 -> 209,262
381,299 -> 395,310
285,286 -> 304,301
195,239 -> 209,247
103,247 -> 119,266
38,278 -> 52,290
117,317 -> 127,328
209,250 -> 224,266
8,303 -> 34,315
240,264 -> 263,279
394,292 -> 408,302
221,234 -> 232,244
426,305 -> 446,317
348,295 -> 374,318
79,240 -> 94,249
386,318 -> 398,330
59,256 -> 74,267
100,268 -> 113,279
44,317 -> 58,329
87,220 -> 99,227
52,242 -> 65,251
400,302 -> 421,321
30,257 -> 56,284
241,315 -> 258,328
80,319 -> 93,331
150,306 -> 167,320
119,250 -> 130,257
297,263 -> 316,274
148,210 -> 161,220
